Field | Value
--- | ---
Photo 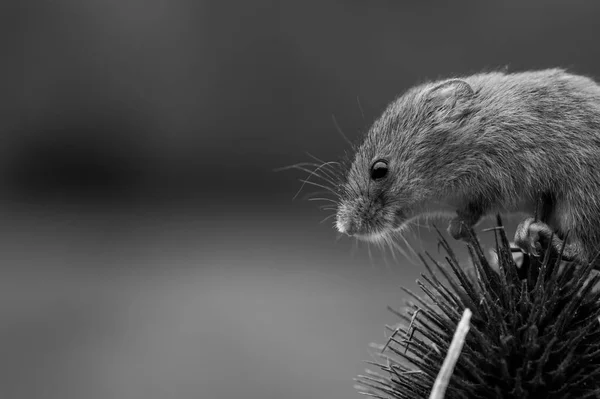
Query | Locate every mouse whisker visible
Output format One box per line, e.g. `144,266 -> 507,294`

308,197 -> 339,204
283,165 -> 339,188
331,114 -> 355,148
298,161 -> 342,180
305,152 -> 342,167
389,228 -> 420,264
319,207 -> 338,212
313,165 -> 344,188
401,234 -> 420,263
383,234 -> 399,263
303,154 -> 344,178
356,95 -> 366,122
408,223 -> 426,253
318,203 -> 340,211
319,204 -> 337,210
390,238 -> 410,262
367,241 -> 376,269
303,190 -> 337,200
296,179 -> 337,199
306,165 -> 344,188
319,213 -> 337,224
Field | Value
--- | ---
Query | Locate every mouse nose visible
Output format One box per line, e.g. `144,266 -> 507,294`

337,219 -> 358,236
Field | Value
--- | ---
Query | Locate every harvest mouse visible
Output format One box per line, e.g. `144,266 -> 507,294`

335,68 -> 600,267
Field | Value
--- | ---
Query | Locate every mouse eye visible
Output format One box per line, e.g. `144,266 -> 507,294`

370,160 -> 388,180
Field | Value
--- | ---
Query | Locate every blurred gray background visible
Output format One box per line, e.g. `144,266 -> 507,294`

2,1 -> 600,398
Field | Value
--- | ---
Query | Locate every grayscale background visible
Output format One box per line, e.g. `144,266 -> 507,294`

3,1 -> 600,398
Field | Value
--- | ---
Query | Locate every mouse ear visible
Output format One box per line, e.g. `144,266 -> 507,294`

425,79 -> 474,122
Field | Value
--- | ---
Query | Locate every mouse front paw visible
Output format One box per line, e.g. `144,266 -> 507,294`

448,218 -> 472,241
513,217 -> 555,258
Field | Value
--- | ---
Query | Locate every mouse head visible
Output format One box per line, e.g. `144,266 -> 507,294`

335,78 -> 477,242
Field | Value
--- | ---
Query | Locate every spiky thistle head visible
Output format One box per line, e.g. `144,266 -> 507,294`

356,215 -> 600,399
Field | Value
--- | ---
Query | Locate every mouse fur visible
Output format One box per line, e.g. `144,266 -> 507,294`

335,68 -> 600,266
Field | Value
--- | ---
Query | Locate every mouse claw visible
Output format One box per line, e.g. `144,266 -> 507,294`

529,241 -> 542,258
514,217 -> 553,258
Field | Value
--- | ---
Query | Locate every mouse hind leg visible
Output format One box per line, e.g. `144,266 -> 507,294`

513,218 -> 583,260
513,196 -> 587,264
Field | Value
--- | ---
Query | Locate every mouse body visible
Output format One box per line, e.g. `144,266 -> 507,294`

335,68 -> 600,266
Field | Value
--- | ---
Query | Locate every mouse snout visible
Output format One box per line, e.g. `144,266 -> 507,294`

336,218 -> 359,236
335,203 -> 359,236
336,198 -> 387,238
